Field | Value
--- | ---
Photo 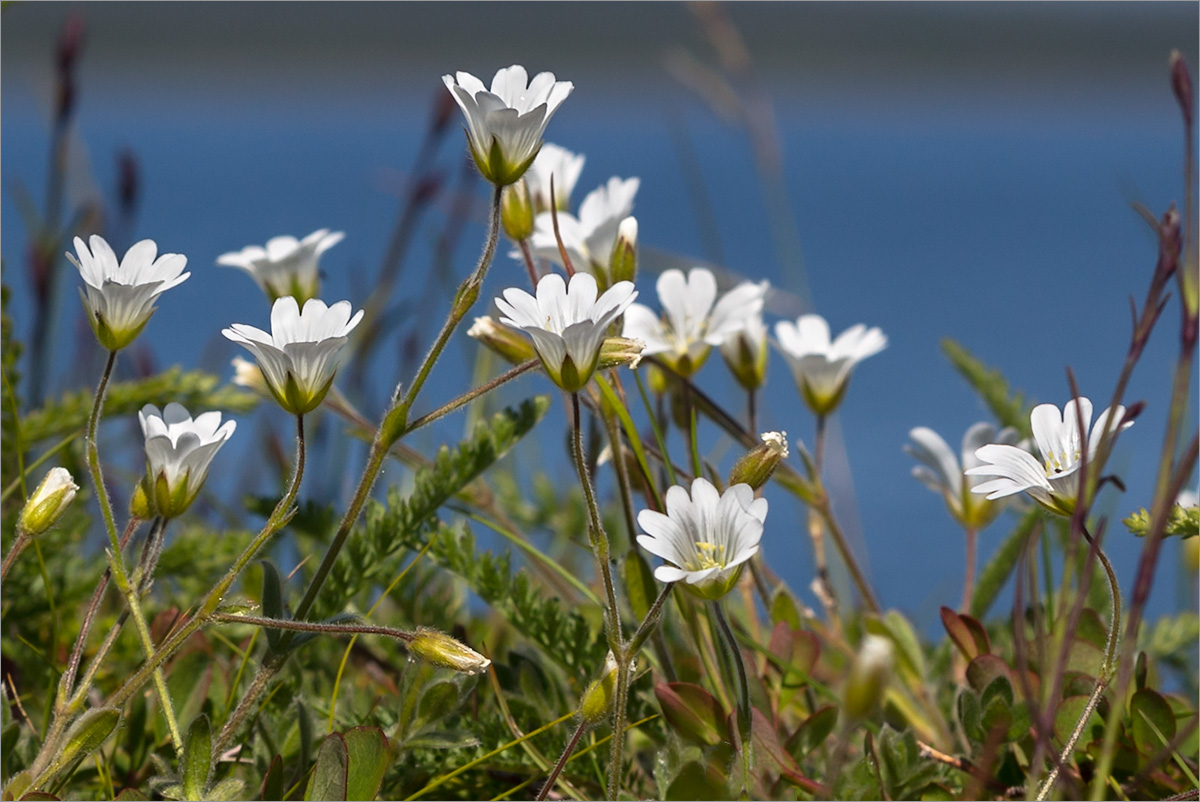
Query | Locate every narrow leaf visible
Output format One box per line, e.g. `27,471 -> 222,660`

181,714 -> 212,801
305,733 -> 348,802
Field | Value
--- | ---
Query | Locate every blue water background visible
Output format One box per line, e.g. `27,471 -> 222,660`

3,3 -> 1197,640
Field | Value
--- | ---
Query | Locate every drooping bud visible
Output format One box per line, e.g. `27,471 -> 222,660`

609,216 -> 638,285
468,316 -> 537,365
579,652 -> 620,725
501,178 -> 535,242
17,467 -> 78,535
728,432 -> 789,490
409,627 -> 491,675
1170,50 -> 1194,132
597,337 -> 645,371
842,634 -> 895,720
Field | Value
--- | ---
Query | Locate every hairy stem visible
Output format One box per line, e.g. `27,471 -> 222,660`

536,720 -> 587,801
0,530 -> 32,581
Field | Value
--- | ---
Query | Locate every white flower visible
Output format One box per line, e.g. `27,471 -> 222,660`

526,176 -> 639,285
217,229 -> 344,304
18,467 -> 79,535
222,297 -> 364,415
443,65 -> 573,186
636,477 -> 767,600
524,142 -> 586,213
622,268 -> 767,377
907,423 -> 1021,529
965,398 -> 1134,516
773,313 -> 887,415
495,272 -> 637,392
67,235 -> 190,351
719,304 -> 769,390
138,403 -> 236,518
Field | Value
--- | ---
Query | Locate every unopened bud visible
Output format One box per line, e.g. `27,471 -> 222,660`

597,337 -> 644,371
409,627 -> 491,675
720,320 -> 768,391
129,478 -> 155,520
18,467 -> 78,535
728,432 -> 788,490
609,216 -> 638,285
501,179 -> 535,242
843,634 -> 894,720
1171,50 -> 1194,130
468,316 -> 537,365
232,357 -> 270,398
579,652 -> 619,724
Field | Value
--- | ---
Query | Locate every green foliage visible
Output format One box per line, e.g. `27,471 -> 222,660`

1124,502 -> 1199,538
319,397 -> 549,612
940,338 -> 1033,435
18,366 -> 257,449
1,284 -> 23,497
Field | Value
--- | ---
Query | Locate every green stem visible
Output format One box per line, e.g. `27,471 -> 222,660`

1037,527 -> 1121,802
570,393 -> 622,652
713,602 -> 753,794
0,529 -> 32,581
403,359 -> 537,434
112,518 -> 184,756
211,613 -> 415,642
536,720 -> 587,801
961,526 -> 977,614
628,583 -> 674,655
685,383 -> 703,480
86,351 -> 123,559
633,369 -> 676,487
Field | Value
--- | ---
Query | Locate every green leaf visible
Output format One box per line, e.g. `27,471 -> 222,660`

181,715 -> 211,801
1053,695 -> 1103,747
786,705 -> 838,759
971,509 -> 1040,619
1130,688 -> 1177,757
867,610 -> 926,684
59,708 -> 120,771
940,338 -> 1031,434
770,588 -> 802,630
259,560 -> 286,652
655,682 -> 730,747
664,761 -> 729,800
259,754 -> 284,802
624,548 -> 657,623
206,779 -> 244,801
966,654 -> 1011,693
958,689 -> 983,743
941,607 -> 990,661
113,790 -> 148,801
306,733 -> 348,802
343,727 -> 396,801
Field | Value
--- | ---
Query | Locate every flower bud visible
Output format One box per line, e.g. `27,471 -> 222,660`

728,432 -> 788,490
1184,534 -> 1198,575
608,216 -> 638,285
129,478 -> 154,520
17,468 -> 78,535
597,337 -> 644,372
501,179 -> 535,242
468,316 -> 537,365
231,357 -> 270,398
720,320 -> 768,392
579,652 -> 620,725
842,634 -> 894,721
409,627 -> 491,675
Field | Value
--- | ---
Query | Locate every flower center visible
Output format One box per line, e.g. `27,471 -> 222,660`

688,541 -> 727,571
1043,448 -> 1080,476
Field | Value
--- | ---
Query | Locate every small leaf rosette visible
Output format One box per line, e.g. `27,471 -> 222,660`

495,272 -> 637,392
636,477 -> 767,601
773,313 -> 887,416
217,228 -> 344,305
68,235 -> 190,351
138,403 -> 236,519
222,297 -> 364,415
623,268 -> 767,378
443,65 -> 573,186
966,397 -> 1133,516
